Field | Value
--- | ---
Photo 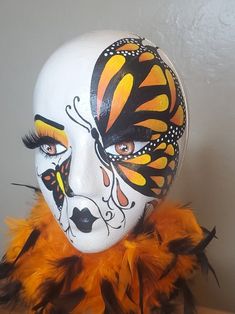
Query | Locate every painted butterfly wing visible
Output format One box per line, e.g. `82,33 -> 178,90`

41,168 -> 58,191
52,182 -> 64,210
90,37 -> 186,199
41,168 -> 65,209
41,156 -> 72,210
59,156 -> 73,197
112,141 -> 179,198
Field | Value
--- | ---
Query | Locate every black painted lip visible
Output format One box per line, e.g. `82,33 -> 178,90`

70,207 -> 98,233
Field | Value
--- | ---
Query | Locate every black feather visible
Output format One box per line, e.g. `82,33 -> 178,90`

100,279 -> 125,314
207,262 -> 220,287
15,229 -> 40,263
176,279 -> 196,314
48,308 -> 65,314
34,256 -> 84,312
0,281 -> 22,305
197,252 -> 210,275
136,259 -> 144,314
168,237 -> 194,255
135,257 -> 151,284
152,292 -> 177,314
159,255 -> 177,280
197,253 -> 220,287
53,255 -> 83,290
179,202 -> 192,209
201,226 -> 217,239
168,227 -> 216,256
11,182 -> 41,193
126,284 -> 134,303
151,304 -> 176,313
132,208 -> 146,236
32,279 -> 64,312
50,287 -> 86,314
155,226 -> 163,244
190,227 -> 216,254
0,229 -> 40,280
132,207 -> 154,236
143,221 -> 155,235
160,303 -> 177,314
0,261 -> 14,279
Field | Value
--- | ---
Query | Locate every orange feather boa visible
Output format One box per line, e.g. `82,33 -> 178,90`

0,193 -> 215,313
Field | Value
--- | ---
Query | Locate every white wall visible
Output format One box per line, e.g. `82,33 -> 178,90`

0,0 -> 234,312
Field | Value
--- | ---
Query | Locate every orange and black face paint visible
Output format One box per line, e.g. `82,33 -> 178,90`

40,156 -> 73,210
90,37 -> 186,199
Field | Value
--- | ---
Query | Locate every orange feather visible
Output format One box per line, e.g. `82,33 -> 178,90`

0,194 -> 213,313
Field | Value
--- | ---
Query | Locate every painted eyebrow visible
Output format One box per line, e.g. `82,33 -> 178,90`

34,114 -> 65,130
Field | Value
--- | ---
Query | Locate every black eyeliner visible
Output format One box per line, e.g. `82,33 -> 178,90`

103,127 -> 152,148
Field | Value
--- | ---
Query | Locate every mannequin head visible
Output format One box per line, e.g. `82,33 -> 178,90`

24,31 -> 187,253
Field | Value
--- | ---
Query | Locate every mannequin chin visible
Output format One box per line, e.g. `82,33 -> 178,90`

24,30 -> 187,252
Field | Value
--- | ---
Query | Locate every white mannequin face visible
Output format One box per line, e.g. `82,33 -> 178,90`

24,31 -> 187,253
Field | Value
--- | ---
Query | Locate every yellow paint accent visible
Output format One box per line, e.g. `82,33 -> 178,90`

123,154 -> 151,165
56,172 -> 65,194
97,55 -> 126,119
165,69 -> 176,113
148,157 -> 167,169
155,143 -> 167,150
170,105 -> 184,126
151,134 -> 160,140
165,144 -> 175,156
151,176 -> 165,187
118,165 -> 146,186
116,43 -> 139,51
139,65 -> 167,87
135,119 -> 167,132
35,120 -> 68,147
106,73 -> 134,131
139,52 -> 154,62
168,160 -> 176,170
135,94 -> 169,112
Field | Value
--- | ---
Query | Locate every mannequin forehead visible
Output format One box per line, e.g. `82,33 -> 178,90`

34,31 -> 137,120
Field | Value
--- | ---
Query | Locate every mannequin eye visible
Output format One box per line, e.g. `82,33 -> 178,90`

105,141 -> 148,157
22,132 -> 67,157
40,143 -> 67,156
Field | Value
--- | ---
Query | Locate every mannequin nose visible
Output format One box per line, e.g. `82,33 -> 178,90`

68,146 -> 108,197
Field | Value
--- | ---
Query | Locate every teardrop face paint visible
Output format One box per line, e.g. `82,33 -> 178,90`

25,31 -> 187,253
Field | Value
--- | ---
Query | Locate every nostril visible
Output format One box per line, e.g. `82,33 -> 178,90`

66,187 -> 74,197
70,207 -> 98,233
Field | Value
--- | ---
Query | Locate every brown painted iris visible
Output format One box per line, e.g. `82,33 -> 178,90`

115,141 -> 135,156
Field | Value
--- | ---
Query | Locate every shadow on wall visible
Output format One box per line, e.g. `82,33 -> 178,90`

176,139 -> 235,312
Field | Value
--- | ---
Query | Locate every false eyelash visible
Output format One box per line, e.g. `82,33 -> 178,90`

22,131 -> 59,149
